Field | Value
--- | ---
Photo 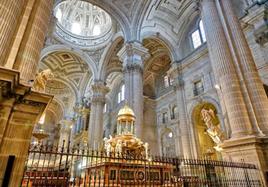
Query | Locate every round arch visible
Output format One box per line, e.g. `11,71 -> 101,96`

47,98 -> 65,122
40,44 -> 98,80
140,32 -> 178,62
190,101 -> 224,159
97,34 -> 124,81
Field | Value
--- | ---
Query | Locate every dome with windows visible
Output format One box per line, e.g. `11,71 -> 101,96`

54,0 -> 113,48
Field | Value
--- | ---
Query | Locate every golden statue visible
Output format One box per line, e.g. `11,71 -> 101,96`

32,69 -> 54,92
200,108 -> 224,145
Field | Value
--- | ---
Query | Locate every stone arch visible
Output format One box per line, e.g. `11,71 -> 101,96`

188,96 -> 225,131
140,33 -> 178,62
40,44 -> 97,80
38,58 -> 78,116
140,1 -> 199,59
97,34 -> 124,81
105,72 -> 123,108
47,98 -> 64,122
178,12 -> 203,57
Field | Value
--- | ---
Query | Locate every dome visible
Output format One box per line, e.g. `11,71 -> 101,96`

54,0 -> 112,38
117,104 -> 136,121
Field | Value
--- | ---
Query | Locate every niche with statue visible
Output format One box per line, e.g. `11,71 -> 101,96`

192,103 -> 225,159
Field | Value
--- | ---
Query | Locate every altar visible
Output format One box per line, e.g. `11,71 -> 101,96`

83,158 -> 174,186
80,104 -> 175,186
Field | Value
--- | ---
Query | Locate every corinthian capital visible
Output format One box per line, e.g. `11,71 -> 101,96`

91,81 -> 109,104
117,42 -> 150,67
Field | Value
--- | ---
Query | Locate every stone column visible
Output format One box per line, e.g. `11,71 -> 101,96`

117,42 -> 150,138
201,0 -> 253,138
219,0 -> 268,135
88,81 -> 109,149
59,119 -> 73,149
0,0 -> 27,66
169,64 -> 192,158
13,0 -> 54,83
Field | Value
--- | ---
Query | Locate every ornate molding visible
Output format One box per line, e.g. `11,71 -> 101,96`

123,63 -> 144,74
91,81 -> 110,104
117,42 -> 150,66
0,68 -> 53,108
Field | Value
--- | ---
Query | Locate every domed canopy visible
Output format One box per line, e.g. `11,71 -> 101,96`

54,0 -> 112,38
117,104 -> 135,122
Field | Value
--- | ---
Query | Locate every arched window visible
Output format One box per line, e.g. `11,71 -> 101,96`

162,112 -> 168,123
171,106 -> 178,119
191,20 -> 206,49
161,130 -> 176,156
103,103 -> 107,113
117,84 -> 125,103
164,75 -> 174,88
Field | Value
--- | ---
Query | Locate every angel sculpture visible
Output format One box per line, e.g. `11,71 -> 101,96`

115,140 -> 123,155
200,108 -> 224,145
103,137 -> 111,156
144,142 -> 149,159
32,69 -> 54,92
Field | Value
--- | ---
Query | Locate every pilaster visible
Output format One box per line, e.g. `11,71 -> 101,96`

0,67 -> 53,186
169,62 -> 192,158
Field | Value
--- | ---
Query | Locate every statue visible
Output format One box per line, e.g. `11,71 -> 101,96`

115,140 -> 123,155
200,108 -> 224,145
103,137 -> 112,156
32,69 -> 54,92
109,135 -> 113,142
144,142 -> 149,159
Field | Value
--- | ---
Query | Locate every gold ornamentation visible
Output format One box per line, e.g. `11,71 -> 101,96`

117,104 -> 136,121
103,104 -> 149,158
32,69 -> 54,92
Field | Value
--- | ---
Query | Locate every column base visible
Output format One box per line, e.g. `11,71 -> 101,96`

221,135 -> 268,185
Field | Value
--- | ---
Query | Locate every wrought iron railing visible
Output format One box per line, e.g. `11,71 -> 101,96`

21,141 -> 264,186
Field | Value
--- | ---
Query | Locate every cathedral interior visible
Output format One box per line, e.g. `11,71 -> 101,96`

1,0 -> 268,186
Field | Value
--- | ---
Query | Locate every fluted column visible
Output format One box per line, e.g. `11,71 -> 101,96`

201,0 -> 253,138
0,0 -> 27,66
59,119 -> 73,149
219,0 -> 268,135
117,42 -> 150,138
13,0 -> 54,83
88,81 -> 109,149
169,64 -> 192,158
